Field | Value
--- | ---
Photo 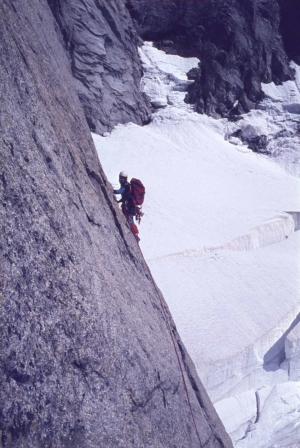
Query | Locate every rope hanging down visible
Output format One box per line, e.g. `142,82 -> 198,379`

156,288 -> 203,447
142,253 -> 203,447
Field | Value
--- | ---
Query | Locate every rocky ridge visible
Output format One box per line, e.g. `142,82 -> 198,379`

44,0 -> 300,129
47,0 -> 151,135
0,0 -> 233,447
128,0 -> 298,118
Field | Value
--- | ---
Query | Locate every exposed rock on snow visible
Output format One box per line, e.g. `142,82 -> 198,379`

226,62 -> 300,175
128,0 -> 294,118
47,0 -> 150,134
45,0 -> 300,132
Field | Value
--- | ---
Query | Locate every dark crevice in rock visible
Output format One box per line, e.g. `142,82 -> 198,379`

130,382 -> 164,412
85,213 -> 101,227
3,138 -> 15,157
162,388 -> 167,408
85,167 -> 138,263
10,1 -> 17,14
1,173 -> 7,190
15,45 -> 29,69
78,194 -> 101,228
94,0 -> 122,42
7,368 -> 31,384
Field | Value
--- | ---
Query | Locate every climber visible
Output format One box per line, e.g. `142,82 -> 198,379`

113,171 -> 140,242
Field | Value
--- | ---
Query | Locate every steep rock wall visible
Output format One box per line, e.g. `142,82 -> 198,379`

46,0 -> 150,134
128,0 -> 294,118
0,1 -> 233,447
279,0 -> 300,64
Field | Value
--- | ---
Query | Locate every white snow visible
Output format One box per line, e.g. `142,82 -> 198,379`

139,42 -> 199,109
286,323 -> 300,360
92,43 -> 300,447
262,62 -> 300,109
214,390 -> 257,443
282,322 -> 300,382
226,61 -> 300,177
216,383 -> 300,448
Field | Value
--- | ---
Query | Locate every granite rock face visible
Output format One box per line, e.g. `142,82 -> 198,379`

128,0 -> 294,118
0,1 -> 233,447
47,0 -> 150,134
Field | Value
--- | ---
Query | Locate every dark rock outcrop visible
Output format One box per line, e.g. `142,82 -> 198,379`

0,1 -> 233,447
229,130 -> 269,154
46,0 -> 150,134
279,0 -> 300,65
128,0 -> 294,118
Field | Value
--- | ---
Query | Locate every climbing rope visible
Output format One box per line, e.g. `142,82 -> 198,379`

141,253 -> 203,447
156,289 -> 203,447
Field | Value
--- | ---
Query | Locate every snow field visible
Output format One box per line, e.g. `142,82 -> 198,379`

139,41 -> 199,109
215,383 -> 300,448
93,43 -> 300,447
226,62 -> 300,177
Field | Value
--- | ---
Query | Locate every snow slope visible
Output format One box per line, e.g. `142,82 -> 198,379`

93,43 -> 300,447
226,62 -> 300,177
215,383 -> 300,447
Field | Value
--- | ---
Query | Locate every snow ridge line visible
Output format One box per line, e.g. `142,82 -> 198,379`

148,213 -> 297,263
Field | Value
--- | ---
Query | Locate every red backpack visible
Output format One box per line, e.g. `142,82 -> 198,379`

130,178 -> 145,205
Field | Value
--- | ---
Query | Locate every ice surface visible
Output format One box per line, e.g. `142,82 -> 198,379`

214,390 -> 257,444
139,42 -> 199,109
286,322 -> 300,359
93,43 -> 300,447
216,383 -> 300,447
282,322 -> 300,382
226,62 -> 300,177
148,233 -> 300,400
262,62 -> 300,108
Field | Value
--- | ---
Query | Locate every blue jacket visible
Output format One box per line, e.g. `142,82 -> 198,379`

114,182 -> 131,202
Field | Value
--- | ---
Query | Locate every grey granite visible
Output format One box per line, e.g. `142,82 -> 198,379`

47,0 -> 151,134
0,0 -> 233,447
